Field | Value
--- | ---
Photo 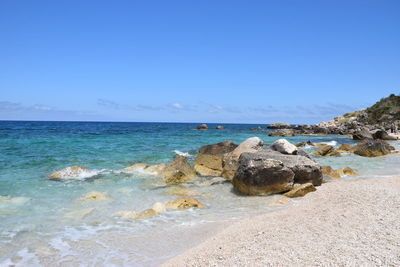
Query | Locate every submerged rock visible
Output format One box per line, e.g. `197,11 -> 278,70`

313,145 -> 341,157
222,137 -> 264,180
116,202 -> 166,220
283,183 -> 316,198
268,129 -> 295,137
48,166 -> 99,180
197,124 -> 208,130
144,163 -> 167,175
79,191 -> 113,202
194,141 -> 238,176
269,139 -> 298,155
160,156 -> 196,184
353,139 -> 395,157
166,197 -> 205,209
64,208 -> 95,220
166,187 -> 201,196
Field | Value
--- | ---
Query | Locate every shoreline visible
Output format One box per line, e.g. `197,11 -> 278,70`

163,175 -> 400,266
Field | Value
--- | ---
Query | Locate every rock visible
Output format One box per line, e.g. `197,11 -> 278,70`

258,150 -> 323,186
215,125 -> 225,130
269,139 -> 298,155
144,163 -> 167,175
295,141 -> 314,147
372,129 -> 398,140
352,127 -> 373,140
353,139 -> 395,157
222,137 -> 264,180
270,197 -> 291,206
313,145 -> 341,157
48,166 -> 99,180
166,187 -> 201,196
116,210 -> 138,220
123,163 -> 149,172
151,202 -> 166,213
267,122 -> 292,129
197,124 -> 208,130
233,154 -> 295,196
64,208 -> 95,220
166,197 -> 205,209
79,191 -> 113,202
135,209 -> 157,219
194,141 -> 238,176
160,156 -> 196,184
283,183 -> 316,198
336,144 -> 355,153
321,166 -> 343,179
268,129 -> 295,137
195,177 -> 227,187
343,167 -> 357,176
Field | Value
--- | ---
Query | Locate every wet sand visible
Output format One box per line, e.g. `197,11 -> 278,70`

163,176 -> 400,266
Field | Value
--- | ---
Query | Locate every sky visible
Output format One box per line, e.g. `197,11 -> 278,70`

0,0 -> 399,124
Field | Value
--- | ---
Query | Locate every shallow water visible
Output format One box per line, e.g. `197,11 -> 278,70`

0,121 -> 399,266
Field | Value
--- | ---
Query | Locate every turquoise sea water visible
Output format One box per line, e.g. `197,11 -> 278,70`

1,121 -> 399,266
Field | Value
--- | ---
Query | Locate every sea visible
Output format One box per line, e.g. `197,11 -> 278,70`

1,121 -> 399,266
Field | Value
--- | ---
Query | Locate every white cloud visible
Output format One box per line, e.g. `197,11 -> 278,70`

171,103 -> 183,109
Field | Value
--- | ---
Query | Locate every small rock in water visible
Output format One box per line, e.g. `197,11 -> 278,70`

353,139 -> 395,157
283,183 -> 316,198
152,202 -> 166,213
123,163 -> 149,172
215,125 -> 225,130
321,166 -> 343,179
343,167 -> 357,176
313,145 -> 341,157
336,144 -> 355,153
160,156 -> 197,185
197,124 -> 208,130
48,166 -> 99,180
79,191 -> 113,202
116,210 -> 138,220
144,163 -> 167,175
166,197 -> 205,210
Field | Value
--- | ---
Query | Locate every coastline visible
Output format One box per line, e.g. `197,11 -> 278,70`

163,175 -> 400,266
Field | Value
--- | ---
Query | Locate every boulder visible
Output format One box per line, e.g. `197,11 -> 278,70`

269,139 -> 298,155
144,163 -> 167,175
257,150 -> 323,186
160,156 -> 196,184
221,137 -> 264,180
267,122 -> 292,129
352,127 -> 373,140
268,129 -> 295,137
321,166 -> 342,179
343,167 -> 357,176
353,139 -> 395,157
48,166 -> 99,180
215,125 -> 225,130
194,141 -> 238,176
166,197 -> 205,209
197,124 -> 208,130
372,130 -> 398,140
295,141 -> 314,147
336,144 -> 355,153
233,154 -> 295,195
283,183 -> 316,198
313,145 -> 341,157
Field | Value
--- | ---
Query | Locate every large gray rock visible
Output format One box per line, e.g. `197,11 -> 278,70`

242,149 -> 323,186
233,154 -> 295,196
194,141 -> 238,176
267,122 -> 292,129
352,127 -> 373,140
269,139 -> 298,155
268,129 -> 295,137
353,139 -> 395,157
372,129 -> 398,140
222,137 -> 264,180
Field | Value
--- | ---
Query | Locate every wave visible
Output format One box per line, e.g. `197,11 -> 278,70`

173,150 -> 192,157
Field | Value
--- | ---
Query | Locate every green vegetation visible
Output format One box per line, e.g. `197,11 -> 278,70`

365,94 -> 400,123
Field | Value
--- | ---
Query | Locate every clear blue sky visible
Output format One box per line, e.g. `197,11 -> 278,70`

1,0 -> 399,123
